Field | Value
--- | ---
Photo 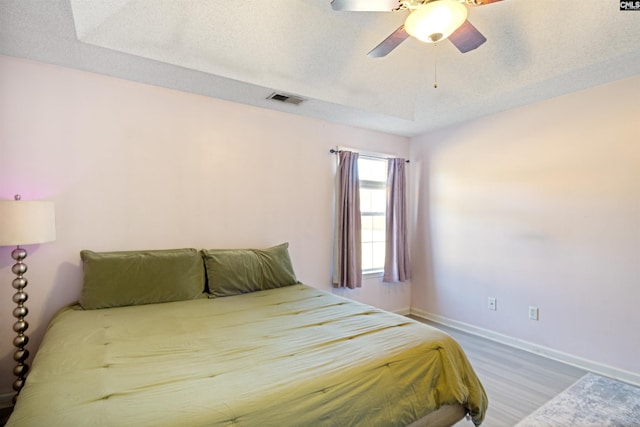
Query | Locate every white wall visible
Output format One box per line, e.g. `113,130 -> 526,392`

410,75 -> 640,377
0,55 -> 411,395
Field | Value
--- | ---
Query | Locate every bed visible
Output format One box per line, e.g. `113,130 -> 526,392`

7,245 -> 487,426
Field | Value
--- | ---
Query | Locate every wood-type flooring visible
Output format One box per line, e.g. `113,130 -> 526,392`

410,316 -> 587,427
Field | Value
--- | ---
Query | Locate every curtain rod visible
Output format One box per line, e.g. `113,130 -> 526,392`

329,149 -> 410,163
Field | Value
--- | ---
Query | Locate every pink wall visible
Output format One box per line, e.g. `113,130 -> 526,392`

410,75 -> 640,376
0,55 -> 411,395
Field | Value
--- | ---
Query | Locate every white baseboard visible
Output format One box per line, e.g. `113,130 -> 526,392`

411,308 -> 640,388
393,307 -> 412,316
0,392 -> 13,409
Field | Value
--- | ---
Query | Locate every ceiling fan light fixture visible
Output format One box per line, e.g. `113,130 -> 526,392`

404,0 -> 468,43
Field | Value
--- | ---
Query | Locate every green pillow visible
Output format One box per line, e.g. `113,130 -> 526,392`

79,248 -> 205,309
202,243 -> 298,297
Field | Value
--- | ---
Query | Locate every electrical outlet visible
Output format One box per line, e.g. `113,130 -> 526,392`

529,306 -> 539,320
488,297 -> 497,311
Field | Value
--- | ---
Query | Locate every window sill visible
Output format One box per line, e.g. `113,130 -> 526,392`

363,270 -> 383,278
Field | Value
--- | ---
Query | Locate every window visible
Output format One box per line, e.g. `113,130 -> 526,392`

358,157 -> 387,273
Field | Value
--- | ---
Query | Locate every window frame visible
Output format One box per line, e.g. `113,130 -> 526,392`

358,157 -> 387,275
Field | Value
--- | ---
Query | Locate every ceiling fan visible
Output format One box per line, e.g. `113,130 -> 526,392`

331,0 -> 502,58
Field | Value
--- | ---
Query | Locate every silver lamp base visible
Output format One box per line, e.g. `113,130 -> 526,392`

11,246 -> 30,405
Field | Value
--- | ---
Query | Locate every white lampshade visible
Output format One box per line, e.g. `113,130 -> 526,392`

0,199 -> 56,246
404,0 -> 468,43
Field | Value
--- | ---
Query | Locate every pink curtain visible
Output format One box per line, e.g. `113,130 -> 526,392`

333,151 -> 362,289
383,158 -> 411,283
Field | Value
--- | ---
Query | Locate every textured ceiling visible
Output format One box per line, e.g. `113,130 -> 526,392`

1,0 -> 640,137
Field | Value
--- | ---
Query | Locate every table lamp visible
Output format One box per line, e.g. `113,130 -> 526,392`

0,194 -> 56,404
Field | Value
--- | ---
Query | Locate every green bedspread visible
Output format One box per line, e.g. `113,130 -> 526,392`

7,284 -> 487,426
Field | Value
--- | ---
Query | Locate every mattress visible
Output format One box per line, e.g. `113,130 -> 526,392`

7,284 -> 487,426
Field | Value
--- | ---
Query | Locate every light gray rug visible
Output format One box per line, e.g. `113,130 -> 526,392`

516,373 -> 640,427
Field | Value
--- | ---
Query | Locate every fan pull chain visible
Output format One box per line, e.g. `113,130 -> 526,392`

433,42 -> 438,89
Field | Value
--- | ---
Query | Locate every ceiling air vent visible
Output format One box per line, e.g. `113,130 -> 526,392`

267,92 -> 305,106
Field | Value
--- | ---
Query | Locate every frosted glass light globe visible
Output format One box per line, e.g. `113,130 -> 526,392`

405,0 -> 468,43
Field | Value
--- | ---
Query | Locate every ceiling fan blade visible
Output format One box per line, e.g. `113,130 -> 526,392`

465,0 -> 502,6
331,0 -> 401,12
367,25 -> 409,58
448,20 -> 487,53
